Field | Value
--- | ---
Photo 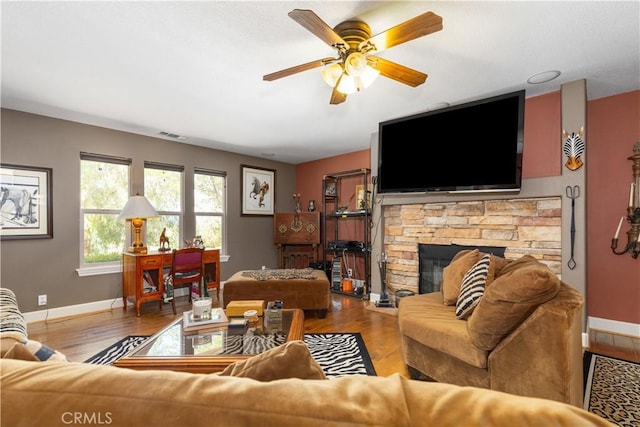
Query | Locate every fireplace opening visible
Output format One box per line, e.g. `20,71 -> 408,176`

418,244 -> 506,294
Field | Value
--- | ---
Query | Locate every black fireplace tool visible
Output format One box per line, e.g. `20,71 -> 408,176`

376,253 -> 394,308
566,185 -> 580,270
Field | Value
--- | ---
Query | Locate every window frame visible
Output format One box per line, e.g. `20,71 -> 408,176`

194,167 -> 227,254
143,161 -> 184,253
77,152 -> 131,277
77,159 -> 229,277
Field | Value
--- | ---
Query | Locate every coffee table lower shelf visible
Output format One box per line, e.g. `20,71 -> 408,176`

114,308 -> 304,374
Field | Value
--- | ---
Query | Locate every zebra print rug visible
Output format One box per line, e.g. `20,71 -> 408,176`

84,333 -> 376,378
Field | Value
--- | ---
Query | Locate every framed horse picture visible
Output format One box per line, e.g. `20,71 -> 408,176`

1,164 -> 53,240
241,165 -> 276,216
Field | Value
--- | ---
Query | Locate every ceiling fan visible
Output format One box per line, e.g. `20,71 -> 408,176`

263,9 -> 443,105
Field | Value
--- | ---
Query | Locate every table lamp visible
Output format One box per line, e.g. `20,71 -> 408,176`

118,193 -> 159,254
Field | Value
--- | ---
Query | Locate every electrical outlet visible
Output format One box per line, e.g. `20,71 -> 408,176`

347,268 -> 353,278
38,294 -> 47,306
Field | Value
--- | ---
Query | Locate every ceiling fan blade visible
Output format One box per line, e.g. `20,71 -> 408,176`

263,57 -> 336,81
368,56 -> 427,87
361,11 -> 443,53
288,9 -> 349,50
330,85 -> 347,105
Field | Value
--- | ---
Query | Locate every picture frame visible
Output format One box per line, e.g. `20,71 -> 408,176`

0,163 -> 53,240
241,165 -> 275,216
355,184 -> 373,210
324,180 -> 336,197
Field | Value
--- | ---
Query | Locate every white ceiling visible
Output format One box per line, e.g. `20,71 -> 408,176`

2,1 -> 639,164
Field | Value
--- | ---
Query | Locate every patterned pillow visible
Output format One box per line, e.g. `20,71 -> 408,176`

4,340 -> 69,363
455,254 -> 491,319
441,249 -> 481,305
0,288 -> 28,342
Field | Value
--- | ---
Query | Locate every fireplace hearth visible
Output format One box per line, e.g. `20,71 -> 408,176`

418,244 -> 505,294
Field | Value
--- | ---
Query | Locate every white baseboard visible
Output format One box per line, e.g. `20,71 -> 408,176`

24,298 -> 124,324
23,287 -> 193,324
588,316 -> 640,338
583,317 -> 640,349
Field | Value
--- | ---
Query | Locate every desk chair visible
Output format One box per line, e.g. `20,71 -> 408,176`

169,247 -> 205,315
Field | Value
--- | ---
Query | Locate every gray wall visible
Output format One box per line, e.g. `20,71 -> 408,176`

1,108 -> 296,312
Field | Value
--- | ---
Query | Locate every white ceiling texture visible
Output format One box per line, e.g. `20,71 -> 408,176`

2,1 -> 639,164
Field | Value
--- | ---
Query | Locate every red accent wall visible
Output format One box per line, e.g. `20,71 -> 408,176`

587,90 -> 640,324
522,91 -> 562,178
296,90 -> 640,325
295,150 -> 371,214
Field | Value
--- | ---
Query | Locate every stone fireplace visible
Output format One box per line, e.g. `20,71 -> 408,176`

418,243 -> 506,294
383,197 -> 562,296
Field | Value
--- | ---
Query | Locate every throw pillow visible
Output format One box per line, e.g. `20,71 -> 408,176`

2,341 -> 39,361
441,249 -> 480,305
494,254 -> 539,277
2,340 -> 68,363
467,257 -> 561,351
455,254 -> 491,319
485,254 -> 510,287
0,288 -> 28,342
216,340 -> 327,381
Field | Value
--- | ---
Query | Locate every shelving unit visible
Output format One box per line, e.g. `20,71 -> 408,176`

322,168 -> 371,299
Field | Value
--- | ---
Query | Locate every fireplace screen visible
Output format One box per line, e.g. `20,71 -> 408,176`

418,244 -> 505,294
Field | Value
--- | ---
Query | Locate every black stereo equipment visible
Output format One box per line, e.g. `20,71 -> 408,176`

328,240 -> 365,250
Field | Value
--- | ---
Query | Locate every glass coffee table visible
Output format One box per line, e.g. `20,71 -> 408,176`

114,308 -> 304,373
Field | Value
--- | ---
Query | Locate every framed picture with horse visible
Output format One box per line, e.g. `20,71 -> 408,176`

241,165 -> 276,216
1,163 -> 53,240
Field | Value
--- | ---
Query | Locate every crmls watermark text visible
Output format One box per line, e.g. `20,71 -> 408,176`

61,412 -> 113,425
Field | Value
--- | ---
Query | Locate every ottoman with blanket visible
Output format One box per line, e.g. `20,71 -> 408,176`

223,269 -> 330,318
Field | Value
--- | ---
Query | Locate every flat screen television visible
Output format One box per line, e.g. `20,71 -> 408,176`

377,90 -> 525,194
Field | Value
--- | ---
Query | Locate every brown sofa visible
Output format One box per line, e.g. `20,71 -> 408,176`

398,250 -> 585,407
1,353 -> 612,426
0,287 -> 611,426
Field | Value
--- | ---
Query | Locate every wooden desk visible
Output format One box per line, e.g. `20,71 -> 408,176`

122,249 -> 220,317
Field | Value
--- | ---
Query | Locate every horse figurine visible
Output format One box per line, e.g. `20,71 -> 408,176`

158,227 -> 171,252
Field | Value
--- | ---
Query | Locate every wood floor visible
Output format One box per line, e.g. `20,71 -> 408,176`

26,293 -> 639,375
26,293 -> 408,377
588,328 -> 640,363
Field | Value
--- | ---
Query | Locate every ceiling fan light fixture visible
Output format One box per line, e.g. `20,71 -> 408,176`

321,63 -> 343,87
267,9 -> 444,104
335,64 -> 380,94
344,52 -> 367,76
337,74 -> 358,94
360,65 -> 380,88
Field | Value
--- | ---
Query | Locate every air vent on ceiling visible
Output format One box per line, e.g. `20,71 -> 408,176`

158,131 -> 187,141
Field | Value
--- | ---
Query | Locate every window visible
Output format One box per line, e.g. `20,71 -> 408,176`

194,168 -> 226,251
80,153 -> 131,266
144,162 -> 183,252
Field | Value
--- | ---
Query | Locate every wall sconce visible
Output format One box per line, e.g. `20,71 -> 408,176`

118,193 -> 159,254
611,142 -> 640,258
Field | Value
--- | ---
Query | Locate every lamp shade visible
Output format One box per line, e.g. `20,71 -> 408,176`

118,194 -> 159,220
321,63 -> 343,88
